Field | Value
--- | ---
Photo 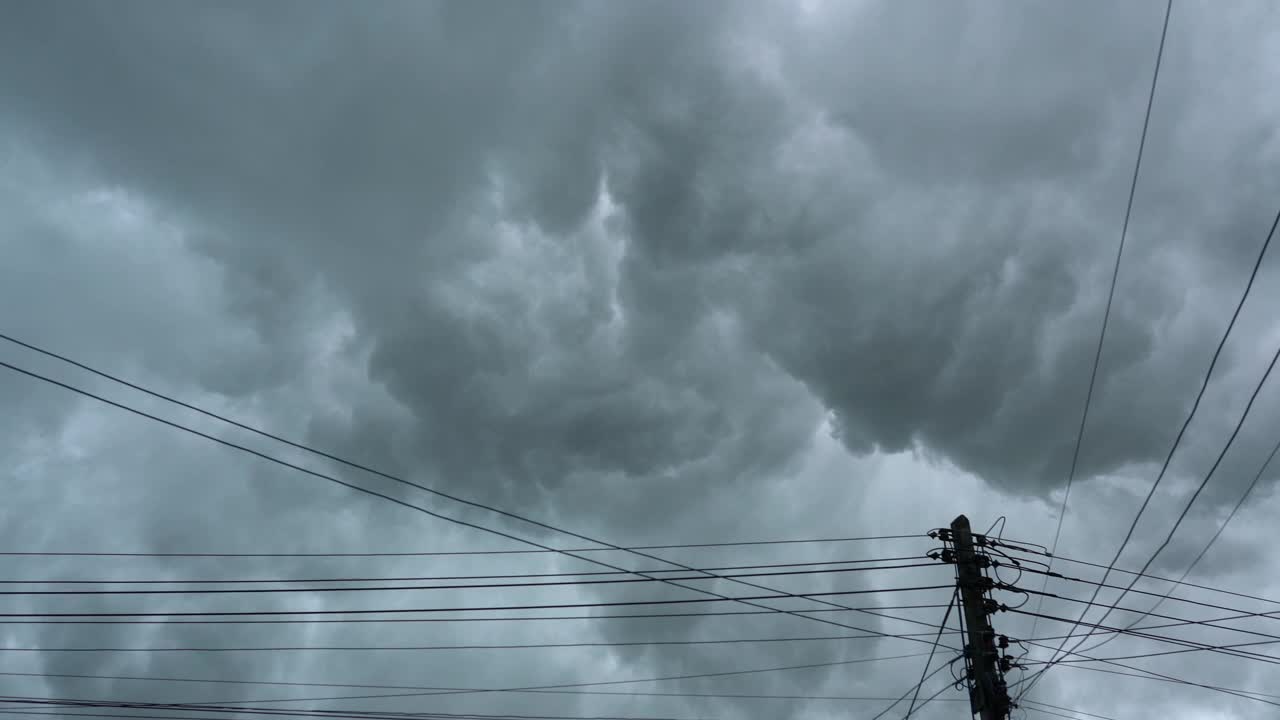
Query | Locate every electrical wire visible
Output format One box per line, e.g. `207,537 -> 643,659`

0,706 -> 657,720
0,654 -> 972,703
16,651 -> 940,710
0,557 -> 919,585
0,698 -> 692,720
904,593 -> 957,718
0,609 -> 960,713
1008,608 -> 1280,667
0,706 -> 688,720
1025,661 -> 1280,702
89,610 -> 967,710
0,331 -> 932,646
0,535 -> 924,559
1022,706 -> 1081,720
1030,313 -> 1280,695
1081,431 -> 1280,655
1002,571 -> 1280,656
0,561 -> 937,595
0,702 -> 692,720
1007,639 -> 1280,710
1001,548 -> 1280,608
1024,1 -> 1173,694
869,655 -> 958,720
985,516 -> 1008,538
1000,563 -> 1280,624
900,680 -> 956,720
1025,605 -> 1280,647
0,603 -> 955,626
0,582 -> 953,618
0,358 -> 954,646
1028,0 -> 1173,674
0,633 -> 943,654
0,671 -> 972,705
1027,637 -> 1280,668
0,604 -> 998,712
1022,701 -> 1118,720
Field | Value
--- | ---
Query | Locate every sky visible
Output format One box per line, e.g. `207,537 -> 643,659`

2,0 -> 1280,718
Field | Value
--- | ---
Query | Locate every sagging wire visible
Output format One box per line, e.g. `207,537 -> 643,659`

949,651 -> 968,690
986,516 -> 1008,539
989,549 -> 1025,587
1000,585 -> 1032,611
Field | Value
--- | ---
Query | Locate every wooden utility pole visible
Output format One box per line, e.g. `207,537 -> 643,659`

951,514 -> 1012,720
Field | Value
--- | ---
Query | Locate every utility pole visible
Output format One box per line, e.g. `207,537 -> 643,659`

947,515 -> 1013,720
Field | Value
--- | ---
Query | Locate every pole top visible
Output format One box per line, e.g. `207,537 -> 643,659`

952,514 -> 971,529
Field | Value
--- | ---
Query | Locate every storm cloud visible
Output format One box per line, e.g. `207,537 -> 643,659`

3,1 -> 1280,718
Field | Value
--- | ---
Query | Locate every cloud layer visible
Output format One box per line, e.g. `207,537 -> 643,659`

4,1 -> 1280,718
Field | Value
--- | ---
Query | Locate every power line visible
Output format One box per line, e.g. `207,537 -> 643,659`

1010,549 -> 1280,608
1030,662 -> 1280,702
1080,431 -> 1280,655
1008,575 -> 1280,656
1022,706 -> 1082,720
0,557 -> 920,584
1030,293 -> 1280,694
0,707 -> 686,720
0,615 -> 958,717
1024,0 -> 1173,685
0,358 -> 951,645
0,333 -> 929,627
0,702 -> 692,720
1009,640 -> 1280,710
1009,608 -> 1280,667
0,697 -> 686,720
0,707 -> 675,717
9,651 -> 938,711
0,561 -> 937,596
81,612 -> 963,710
1004,563 -> 1280,630
0,536 -> 923,559
0,582 -> 952,618
1028,636 -> 1280,668
1031,0 -> 1172,647
1005,625 -> 1280,710
870,655 -> 957,720
905,592 -> 957,718
872,606 -> 1280,712
999,566 -> 1280,670
1022,700 -> 1118,720
1076,335 -> 1280,621
0,670 -> 969,705
901,681 -> 956,720
0,603 -> 954,626
15,613 -> 1211,713
0,661 -> 976,705
0,633 -> 944,654
0,697 -> 711,720
1026,605 -> 1280,648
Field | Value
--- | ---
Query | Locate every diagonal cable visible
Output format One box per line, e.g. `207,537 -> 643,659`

1024,0 -> 1173,674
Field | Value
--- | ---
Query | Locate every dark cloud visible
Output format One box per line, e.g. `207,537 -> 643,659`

9,0 -> 1279,500
4,1 -> 1280,718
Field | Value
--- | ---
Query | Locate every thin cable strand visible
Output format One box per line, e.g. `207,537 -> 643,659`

0,582 -> 952,618
0,535 -> 924,559
0,561 -> 937,595
1028,0 -> 1173,665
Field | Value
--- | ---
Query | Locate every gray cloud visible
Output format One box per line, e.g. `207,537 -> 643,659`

8,0 -> 1280,499
4,0 -> 1280,718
